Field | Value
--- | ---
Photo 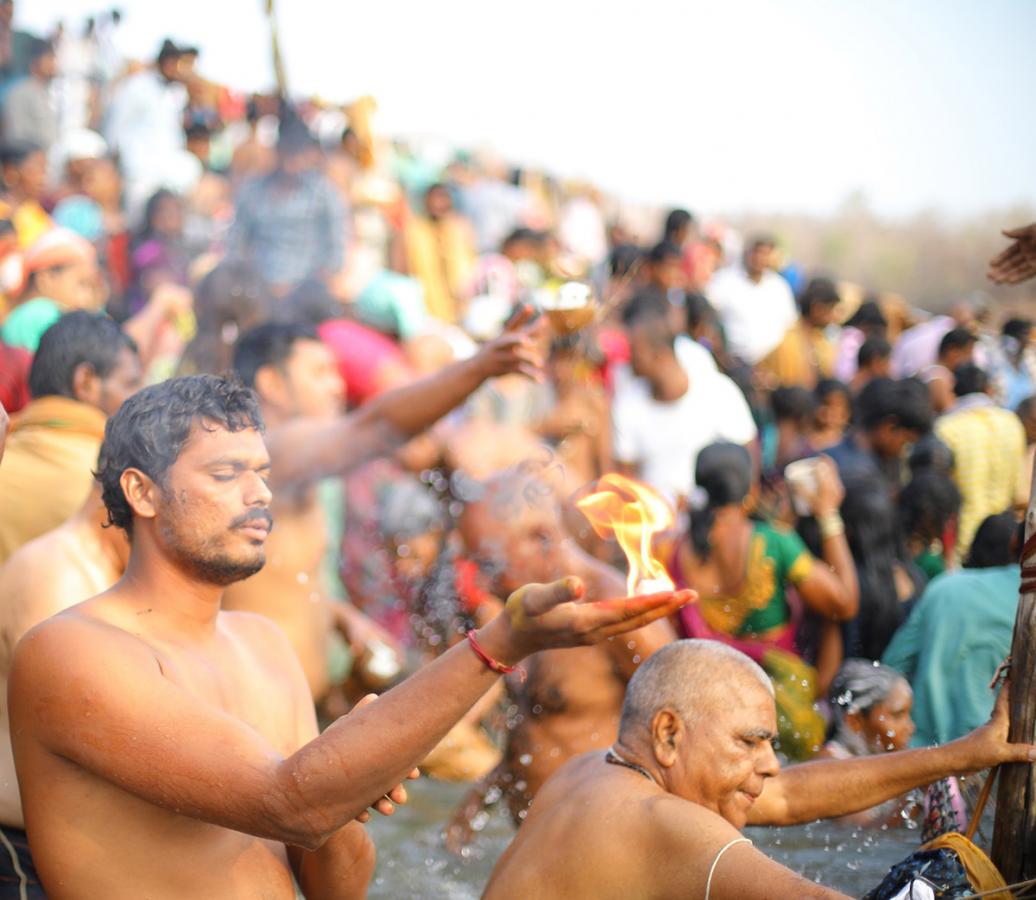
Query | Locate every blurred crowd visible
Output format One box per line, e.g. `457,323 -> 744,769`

1,2 -> 1035,860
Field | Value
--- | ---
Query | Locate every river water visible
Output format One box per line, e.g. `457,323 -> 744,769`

365,777 -> 964,898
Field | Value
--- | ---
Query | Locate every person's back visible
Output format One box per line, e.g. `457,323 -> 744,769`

935,366 -> 1025,555
882,563 -> 1019,747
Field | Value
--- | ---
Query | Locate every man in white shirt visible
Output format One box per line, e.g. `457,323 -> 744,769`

707,235 -> 798,366
613,301 -> 757,506
103,39 -> 196,219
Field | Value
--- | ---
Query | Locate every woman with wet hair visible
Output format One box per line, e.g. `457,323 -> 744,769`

666,442 -> 858,759
841,473 -> 926,661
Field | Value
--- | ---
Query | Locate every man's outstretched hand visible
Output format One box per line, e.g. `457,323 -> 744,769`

989,223 -> 1036,285
472,303 -> 547,381
951,683 -> 1036,772
475,577 -> 694,666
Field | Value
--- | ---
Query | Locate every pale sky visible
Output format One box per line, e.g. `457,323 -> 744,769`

21,0 -> 1036,219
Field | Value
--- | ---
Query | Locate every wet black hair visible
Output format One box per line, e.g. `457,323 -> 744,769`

95,375 -> 263,536
899,471 -> 961,544
797,277 -> 840,317
907,433 -> 955,477
857,335 -> 892,369
233,321 -> 321,389
28,311 -> 137,400
772,386 -> 816,425
501,227 -> 543,252
1016,395 -> 1036,419
842,473 -> 916,659
938,327 -> 975,359
690,442 -> 753,561
964,512 -> 1020,569
857,378 -> 933,434
952,363 -> 989,398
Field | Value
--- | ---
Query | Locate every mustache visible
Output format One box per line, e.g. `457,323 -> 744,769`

230,509 -> 274,532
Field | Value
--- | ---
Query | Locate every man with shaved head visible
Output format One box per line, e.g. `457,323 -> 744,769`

485,640 -> 1036,900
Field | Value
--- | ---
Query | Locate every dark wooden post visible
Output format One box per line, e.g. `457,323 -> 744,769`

991,468 -> 1036,881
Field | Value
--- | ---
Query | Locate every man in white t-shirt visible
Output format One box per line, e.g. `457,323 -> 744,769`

613,303 -> 757,505
707,235 -> 798,366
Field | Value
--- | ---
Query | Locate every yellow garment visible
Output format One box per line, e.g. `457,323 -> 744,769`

420,719 -> 501,782
0,199 -> 54,248
919,832 -> 1011,899
0,396 -> 107,566
759,321 -> 835,389
935,404 -> 1026,558
762,647 -> 825,761
404,214 -> 475,323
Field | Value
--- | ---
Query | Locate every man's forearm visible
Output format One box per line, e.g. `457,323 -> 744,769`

752,741 -> 973,826
351,354 -> 486,438
273,616 -> 513,844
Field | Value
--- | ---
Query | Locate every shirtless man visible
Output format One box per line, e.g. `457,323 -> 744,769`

224,311 -> 544,701
485,640 -> 1036,899
454,469 -> 676,828
9,374 -> 690,899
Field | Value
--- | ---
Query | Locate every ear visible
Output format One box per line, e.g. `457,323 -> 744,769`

71,361 -> 102,407
119,467 -> 162,525
844,710 -> 865,735
254,364 -> 289,410
651,709 -> 684,768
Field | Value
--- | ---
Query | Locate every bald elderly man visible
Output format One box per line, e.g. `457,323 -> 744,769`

485,640 -> 1035,900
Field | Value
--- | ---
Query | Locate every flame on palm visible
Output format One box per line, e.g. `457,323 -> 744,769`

576,473 -> 675,597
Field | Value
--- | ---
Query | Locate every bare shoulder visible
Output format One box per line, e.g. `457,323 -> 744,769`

10,605 -> 158,705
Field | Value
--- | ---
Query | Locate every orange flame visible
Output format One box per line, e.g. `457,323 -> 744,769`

575,473 -> 675,596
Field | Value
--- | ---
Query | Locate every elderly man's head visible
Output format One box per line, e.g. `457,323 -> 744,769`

618,640 -> 779,828
458,465 -> 567,596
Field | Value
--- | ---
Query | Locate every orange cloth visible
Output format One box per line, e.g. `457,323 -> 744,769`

0,396 -> 107,566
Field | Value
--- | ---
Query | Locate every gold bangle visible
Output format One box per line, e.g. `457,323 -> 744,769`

818,512 -> 845,539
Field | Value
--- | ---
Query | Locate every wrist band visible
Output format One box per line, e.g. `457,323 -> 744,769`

466,630 -> 526,682
818,511 -> 845,539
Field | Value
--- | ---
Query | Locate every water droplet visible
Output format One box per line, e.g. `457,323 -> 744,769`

519,754 -> 533,766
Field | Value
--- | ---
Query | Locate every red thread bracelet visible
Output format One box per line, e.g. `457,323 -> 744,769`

466,630 -> 526,682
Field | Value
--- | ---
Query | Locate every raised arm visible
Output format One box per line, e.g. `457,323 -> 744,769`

265,307 -> 544,488
749,687 -> 1035,826
11,578 -> 691,851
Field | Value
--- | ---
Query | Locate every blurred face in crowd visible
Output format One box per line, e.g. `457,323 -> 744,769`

82,157 -> 123,209
390,528 -> 444,584
816,390 -> 851,436
807,300 -> 837,330
425,186 -> 453,222
940,342 -> 974,372
867,355 -> 893,379
256,337 -> 344,422
871,421 -> 919,461
278,146 -> 317,179
5,150 -> 47,202
32,260 -> 101,311
150,193 -> 184,238
651,254 -> 685,292
32,49 -> 58,81
157,54 -> 183,83
847,681 -> 915,753
79,345 -> 144,417
459,486 -> 566,596
627,324 -> 674,385
744,241 -> 776,280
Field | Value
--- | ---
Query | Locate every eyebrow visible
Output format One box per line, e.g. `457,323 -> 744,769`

740,728 -> 778,742
206,458 -> 272,471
